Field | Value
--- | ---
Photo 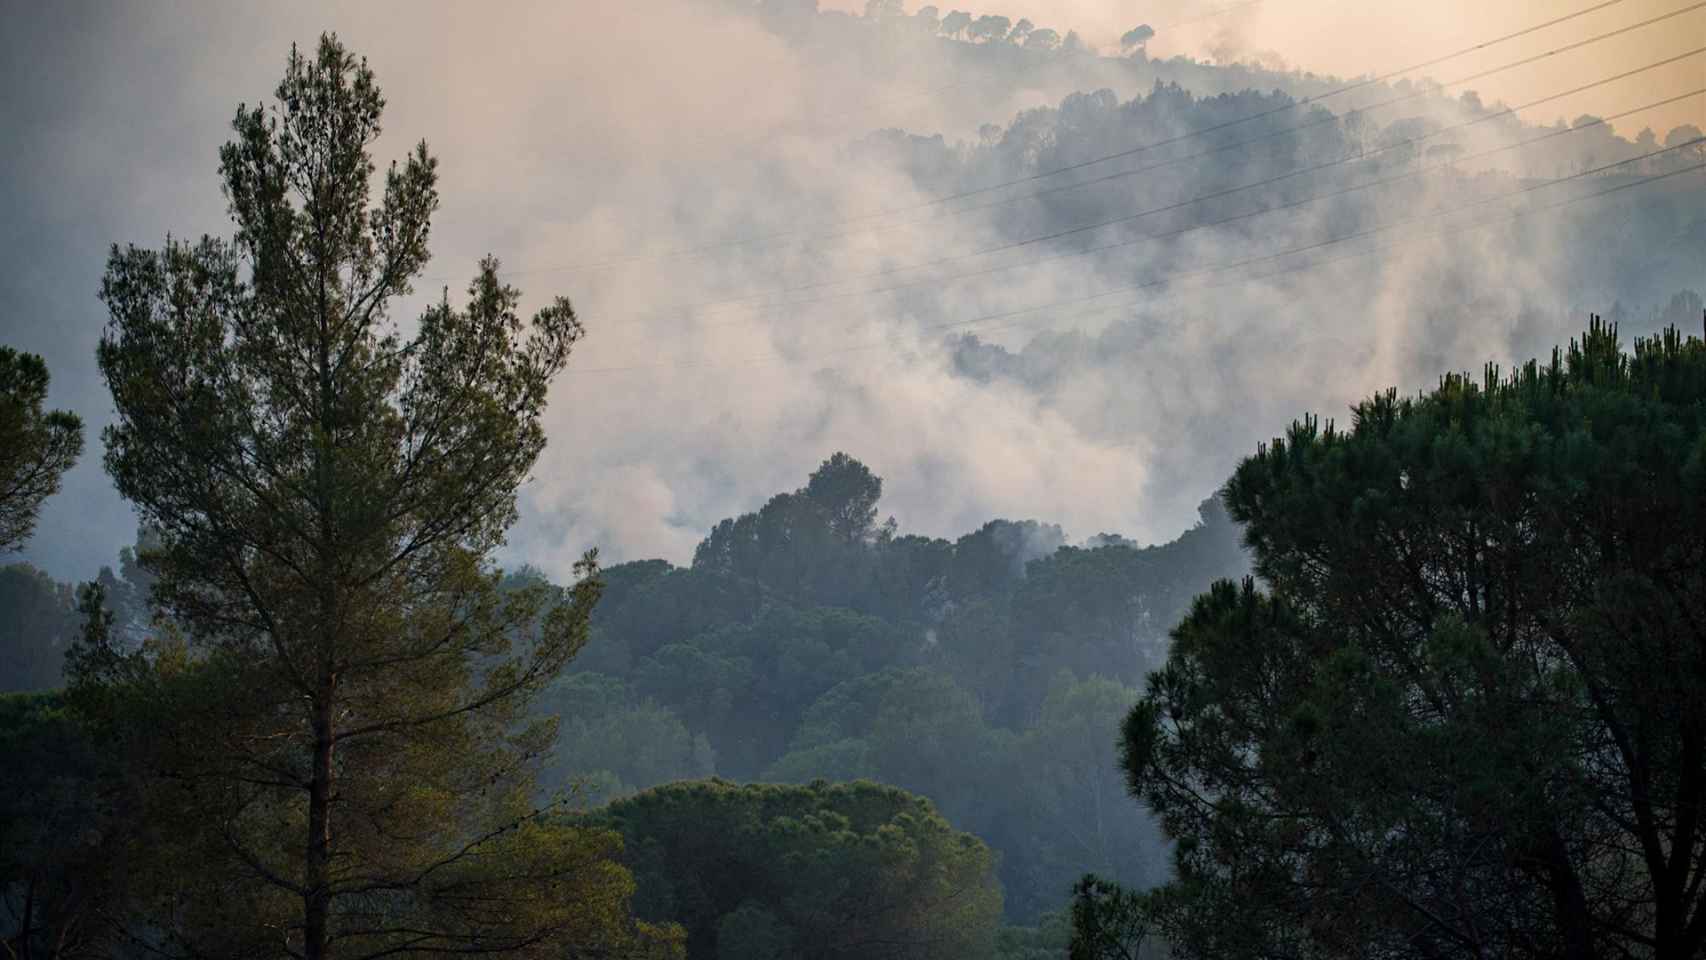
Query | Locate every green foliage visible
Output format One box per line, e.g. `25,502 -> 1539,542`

716,901 -> 793,960
802,451 -> 885,544
629,605 -> 912,778
605,779 -> 1003,959
0,564 -> 78,693
765,668 -> 1009,824
1068,875 -> 1156,960
576,560 -> 763,676
556,454 -> 1245,922
994,909 -> 1072,960
0,528 -> 158,695
0,347 -> 83,552
762,668 -> 1167,921
945,519 -> 1065,603
1008,676 -> 1165,915
542,673 -> 715,806
80,33 -> 660,960
1122,318 -> 1706,959
0,691 -> 130,959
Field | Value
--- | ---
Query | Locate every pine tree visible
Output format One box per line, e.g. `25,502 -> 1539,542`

0,347 -> 82,552
1120,317 -> 1706,959
85,34 -> 672,960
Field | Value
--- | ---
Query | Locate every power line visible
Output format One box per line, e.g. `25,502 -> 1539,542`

656,88 -> 1701,327
619,53 -> 1703,323
881,0 -> 1682,210
776,29 -> 1706,260
429,2 -> 1282,284
510,0 -> 1653,274
961,163 -> 1703,343
569,140 -> 1703,375
604,154 -> 1706,378
902,143 -> 1705,344
726,90 -> 1704,312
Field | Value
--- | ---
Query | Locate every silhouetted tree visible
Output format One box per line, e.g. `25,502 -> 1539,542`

1121,319 -> 1706,959
0,565 -> 77,693
1024,28 -> 1061,51
804,452 -> 883,543
0,348 -> 82,552
968,14 -> 1011,43
1068,875 -> 1154,960
940,10 -> 973,38
1118,25 -> 1154,55
84,33 -> 667,960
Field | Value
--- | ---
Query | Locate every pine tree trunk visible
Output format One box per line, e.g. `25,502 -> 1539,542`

304,694 -> 334,960
1543,829 -> 1593,960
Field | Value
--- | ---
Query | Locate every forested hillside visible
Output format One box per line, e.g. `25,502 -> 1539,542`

537,452 -> 1247,920
2,2 -> 1704,958
0,450 -> 1249,924
534,0 -> 1706,558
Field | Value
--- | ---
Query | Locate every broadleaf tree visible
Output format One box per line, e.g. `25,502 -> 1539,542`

85,34 -> 670,960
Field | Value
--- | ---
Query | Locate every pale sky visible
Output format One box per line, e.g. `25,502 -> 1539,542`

824,0 -> 1706,137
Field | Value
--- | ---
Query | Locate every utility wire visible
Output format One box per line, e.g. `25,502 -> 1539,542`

435,5 -> 1280,282
761,31 -> 1706,263
570,140 -> 1703,375
878,0 -> 1679,210
515,0 -> 1652,274
963,163 -> 1704,343
617,53 -> 1704,322
897,143 -> 1706,347
681,89 -> 1705,318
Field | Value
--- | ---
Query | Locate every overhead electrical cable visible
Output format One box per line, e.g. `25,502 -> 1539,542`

616,54 -> 1705,322
961,165 -> 1704,342
432,2 -> 1281,278
672,90 -> 1705,319
592,156 -> 1705,378
761,31 -> 1706,259
509,0 -> 1653,274
569,139 -> 1703,375
873,0 -> 1682,210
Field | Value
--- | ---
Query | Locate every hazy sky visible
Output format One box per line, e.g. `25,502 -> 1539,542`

2,0 -> 1701,584
816,0 -> 1706,137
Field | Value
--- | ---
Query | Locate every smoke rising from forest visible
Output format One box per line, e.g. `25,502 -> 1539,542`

5,4 -> 1706,949
2,0 -> 1702,582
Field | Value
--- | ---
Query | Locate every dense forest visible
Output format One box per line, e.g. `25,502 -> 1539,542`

3,2 -> 1705,959
1,455 -> 1249,931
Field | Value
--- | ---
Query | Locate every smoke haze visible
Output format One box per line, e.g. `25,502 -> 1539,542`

2,0 -> 1702,582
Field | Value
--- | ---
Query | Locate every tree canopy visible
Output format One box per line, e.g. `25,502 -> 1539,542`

0,347 -> 82,552
0,690 -> 133,959
7,3 -> 1705,957
1121,317 -> 1706,959
77,33 -> 668,960
547,452 -> 1247,920
0,564 -> 78,693
604,778 -> 1003,960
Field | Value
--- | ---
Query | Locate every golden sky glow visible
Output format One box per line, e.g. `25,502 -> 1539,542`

823,0 -> 1706,137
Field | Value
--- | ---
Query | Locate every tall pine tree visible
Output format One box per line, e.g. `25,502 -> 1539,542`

85,34 -> 674,960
